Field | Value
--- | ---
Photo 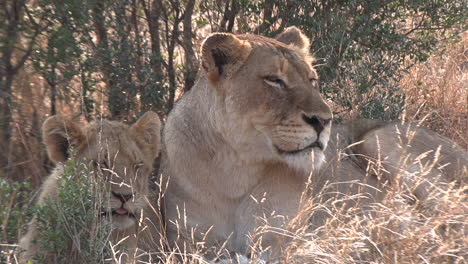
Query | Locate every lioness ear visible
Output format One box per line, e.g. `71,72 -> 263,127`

201,33 -> 252,85
130,111 -> 161,160
42,116 -> 85,163
275,26 -> 311,56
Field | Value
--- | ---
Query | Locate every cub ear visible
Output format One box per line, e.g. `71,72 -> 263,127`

275,26 -> 311,56
130,111 -> 161,160
42,116 -> 85,163
201,33 -> 252,85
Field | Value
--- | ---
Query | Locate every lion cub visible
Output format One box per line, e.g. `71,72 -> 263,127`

18,111 -> 161,263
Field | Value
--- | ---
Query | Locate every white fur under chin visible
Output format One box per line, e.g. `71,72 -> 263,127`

284,149 -> 325,174
112,216 -> 136,231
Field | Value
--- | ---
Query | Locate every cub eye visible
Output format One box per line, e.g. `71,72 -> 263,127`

134,162 -> 144,170
264,76 -> 286,89
92,160 -> 109,169
92,160 -> 110,173
101,161 -> 109,169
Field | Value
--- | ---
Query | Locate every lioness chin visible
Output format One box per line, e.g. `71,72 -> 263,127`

162,27 -> 467,262
18,111 -> 162,263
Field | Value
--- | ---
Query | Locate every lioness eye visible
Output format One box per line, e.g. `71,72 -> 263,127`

264,76 -> 286,89
310,78 -> 318,86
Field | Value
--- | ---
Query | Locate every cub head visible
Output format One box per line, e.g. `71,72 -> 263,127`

201,27 -> 332,173
42,111 -> 161,231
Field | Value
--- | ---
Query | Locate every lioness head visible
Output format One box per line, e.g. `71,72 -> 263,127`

42,111 -> 161,230
201,27 -> 332,172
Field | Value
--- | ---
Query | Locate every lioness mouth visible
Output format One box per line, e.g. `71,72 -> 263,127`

275,141 -> 324,155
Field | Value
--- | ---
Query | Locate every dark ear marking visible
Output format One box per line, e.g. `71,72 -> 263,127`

275,26 -> 312,58
212,48 -> 229,75
200,33 -> 252,85
42,116 -> 85,163
130,111 -> 161,160
59,140 -> 70,161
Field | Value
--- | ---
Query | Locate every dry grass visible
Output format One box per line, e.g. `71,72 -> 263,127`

4,172 -> 467,263
281,180 -> 467,264
123,153 -> 467,264
402,32 -> 468,149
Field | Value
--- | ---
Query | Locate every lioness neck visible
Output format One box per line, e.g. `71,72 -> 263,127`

165,76 -> 271,197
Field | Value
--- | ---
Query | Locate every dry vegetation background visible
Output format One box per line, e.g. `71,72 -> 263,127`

402,32 -> 467,148
0,0 -> 467,263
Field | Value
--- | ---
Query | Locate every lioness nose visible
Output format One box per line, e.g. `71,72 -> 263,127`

302,114 -> 331,135
112,191 -> 133,203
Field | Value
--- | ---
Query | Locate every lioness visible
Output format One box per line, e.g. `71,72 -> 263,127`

18,111 -> 162,263
162,27 -> 467,261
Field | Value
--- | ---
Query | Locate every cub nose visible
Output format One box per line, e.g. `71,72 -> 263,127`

302,114 -> 331,136
112,191 -> 133,203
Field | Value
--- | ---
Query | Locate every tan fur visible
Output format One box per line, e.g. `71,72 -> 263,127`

162,28 -> 467,261
18,111 -> 162,263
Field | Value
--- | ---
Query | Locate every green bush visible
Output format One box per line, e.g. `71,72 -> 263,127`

20,0 -> 464,122
0,179 -> 33,263
0,179 -> 32,241
32,159 -> 112,263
